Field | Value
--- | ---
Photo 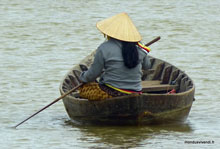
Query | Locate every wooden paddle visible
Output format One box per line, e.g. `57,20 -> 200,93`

13,83 -> 83,128
145,36 -> 160,46
14,36 -> 160,128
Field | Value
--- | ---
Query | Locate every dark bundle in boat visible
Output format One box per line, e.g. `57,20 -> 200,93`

59,50 -> 195,125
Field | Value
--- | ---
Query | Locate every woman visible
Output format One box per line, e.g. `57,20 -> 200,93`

79,12 -> 151,100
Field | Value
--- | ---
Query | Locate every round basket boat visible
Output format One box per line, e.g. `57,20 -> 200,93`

60,50 -> 195,125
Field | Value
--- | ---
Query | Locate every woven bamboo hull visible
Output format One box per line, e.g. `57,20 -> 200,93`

60,50 -> 195,125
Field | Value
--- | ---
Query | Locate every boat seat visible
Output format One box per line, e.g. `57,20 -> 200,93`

141,80 -> 178,92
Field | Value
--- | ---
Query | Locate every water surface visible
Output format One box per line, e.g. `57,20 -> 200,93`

0,0 -> 219,148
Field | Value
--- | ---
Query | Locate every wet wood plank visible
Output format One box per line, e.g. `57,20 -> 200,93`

169,69 -> 180,84
180,77 -> 188,92
68,75 -> 79,86
152,62 -> 165,80
141,80 -> 178,92
142,84 -> 178,92
150,58 -> 155,68
141,80 -> 161,87
73,70 -> 82,83
161,65 -> 173,84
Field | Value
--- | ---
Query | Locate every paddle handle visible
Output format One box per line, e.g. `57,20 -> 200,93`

145,36 -> 161,46
14,83 -> 83,128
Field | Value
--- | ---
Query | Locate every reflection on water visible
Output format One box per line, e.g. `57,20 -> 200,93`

65,120 -> 192,148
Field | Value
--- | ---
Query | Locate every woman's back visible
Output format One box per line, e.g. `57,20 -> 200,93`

98,38 -> 151,91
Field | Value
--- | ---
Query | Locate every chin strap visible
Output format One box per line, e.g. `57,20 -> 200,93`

137,42 -> 151,54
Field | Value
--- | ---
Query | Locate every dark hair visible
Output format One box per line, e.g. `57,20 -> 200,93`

121,41 -> 139,69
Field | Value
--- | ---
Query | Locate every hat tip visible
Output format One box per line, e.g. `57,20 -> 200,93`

120,12 -> 128,15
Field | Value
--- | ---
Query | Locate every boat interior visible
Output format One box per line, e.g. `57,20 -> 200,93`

61,56 -> 194,96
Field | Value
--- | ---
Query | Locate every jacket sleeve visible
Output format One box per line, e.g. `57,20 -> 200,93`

142,55 -> 151,70
79,49 -> 104,83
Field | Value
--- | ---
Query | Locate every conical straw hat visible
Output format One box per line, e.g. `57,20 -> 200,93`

96,12 -> 142,42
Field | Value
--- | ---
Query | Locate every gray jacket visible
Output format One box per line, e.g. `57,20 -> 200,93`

80,38 -> 151,91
